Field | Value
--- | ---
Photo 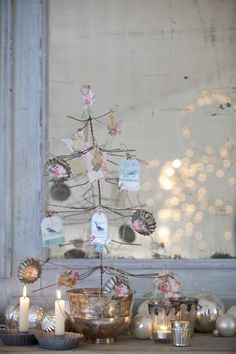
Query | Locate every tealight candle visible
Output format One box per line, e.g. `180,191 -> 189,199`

153,324 -> 171,341
55,289 -> 65,336
19,285 -> 30,332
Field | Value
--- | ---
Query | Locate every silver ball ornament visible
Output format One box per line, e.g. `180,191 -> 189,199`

215,314 -> 236,337
195,292 -> 225,333
227,305 -> 236,322
131,314 -> 152,339
4,304 -> 45,329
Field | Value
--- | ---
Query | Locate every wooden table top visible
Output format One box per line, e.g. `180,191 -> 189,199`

0,333 -> 236,354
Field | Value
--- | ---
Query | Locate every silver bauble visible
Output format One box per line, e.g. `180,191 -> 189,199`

215,314 -> 236,337
41,310 -> 56,332
136,301 -> 149,316
227,305 -> 236,322
195,292 -> 225,333
4,304 -> 19,327
131,314 -> 152,339
4,304 -> 45,328
29,305 -> 45,328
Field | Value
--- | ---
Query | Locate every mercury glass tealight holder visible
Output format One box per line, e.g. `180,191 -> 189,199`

171,321 -> 191,347
169,297 -> 198,336
148,301 -> 178,342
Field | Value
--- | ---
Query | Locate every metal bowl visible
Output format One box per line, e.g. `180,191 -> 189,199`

67,288 -> 133,343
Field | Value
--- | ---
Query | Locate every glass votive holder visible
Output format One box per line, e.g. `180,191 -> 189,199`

169,297 -> 198,336
171,321 -> 191,347
148,301 -> 178,342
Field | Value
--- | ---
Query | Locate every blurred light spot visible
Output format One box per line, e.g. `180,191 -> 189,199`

158,209 -> 172,220
216,169 -> 224,178
225,205 -> 233,214
172,187 -> 182,195
214,199 -> 223,207
219,148 -> 229,159
182,157 -> 190,165
205,146 -> 213,155
185,179 -> 195,189
228,177 -> 236,186
172,159 -> 182,168
201,155 -> 209,164
223,159 -> 232,168
185,204 -> 196,215
165,167 -> 175,177
170,197 -> 180,206
196,162 -> 204,171
179,193 -> 187,202
186,149 -> 194,157
197,97 -> 206,106
157,226 -> 171,244
211,89 -> 220,97
185,229 -> 193,237
189,164 -> 197,177
198,187 -> 207,196
198,173 -> 207,182
194,211 -> 204,223
159,176 -> 174,190
206,164 -> 214,173
181,126 -> 191,139
172,210 -> 182,222
224,231 -> 232,241
201,90 -> 210,98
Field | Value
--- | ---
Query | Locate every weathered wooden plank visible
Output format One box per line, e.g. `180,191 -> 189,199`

0,0 -> 14,278
0,334 -> 236,353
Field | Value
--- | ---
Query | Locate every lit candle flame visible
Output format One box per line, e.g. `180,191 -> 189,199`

159,324 -> 168,332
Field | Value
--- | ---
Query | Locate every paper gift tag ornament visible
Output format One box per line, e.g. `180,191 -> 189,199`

91,209 -> 111,252
41,214 -> 65,247
107,113 -> 121,136
86,148 -> 107,183
119,158 -> 141,191
81,85 -> 95,118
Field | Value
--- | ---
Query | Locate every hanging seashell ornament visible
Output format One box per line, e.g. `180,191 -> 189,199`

131,209 -> 156,236
17,258 -> 42,284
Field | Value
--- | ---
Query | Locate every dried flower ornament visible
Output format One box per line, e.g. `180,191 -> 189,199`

58,270 -> 80,288
44,158 -> 71,183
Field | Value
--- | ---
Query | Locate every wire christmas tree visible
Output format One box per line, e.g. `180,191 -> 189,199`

42,85 -> 156,289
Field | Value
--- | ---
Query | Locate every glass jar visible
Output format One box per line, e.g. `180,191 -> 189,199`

148,301 -> 178,342
169,297 -> 198,336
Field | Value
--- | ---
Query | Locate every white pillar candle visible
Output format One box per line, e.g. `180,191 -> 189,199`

55,289 -> 65,336
19,285 -> 30,332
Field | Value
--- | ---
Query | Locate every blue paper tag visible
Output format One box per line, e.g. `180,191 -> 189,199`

119,159 -> 141,191
40,215 -> 65,248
